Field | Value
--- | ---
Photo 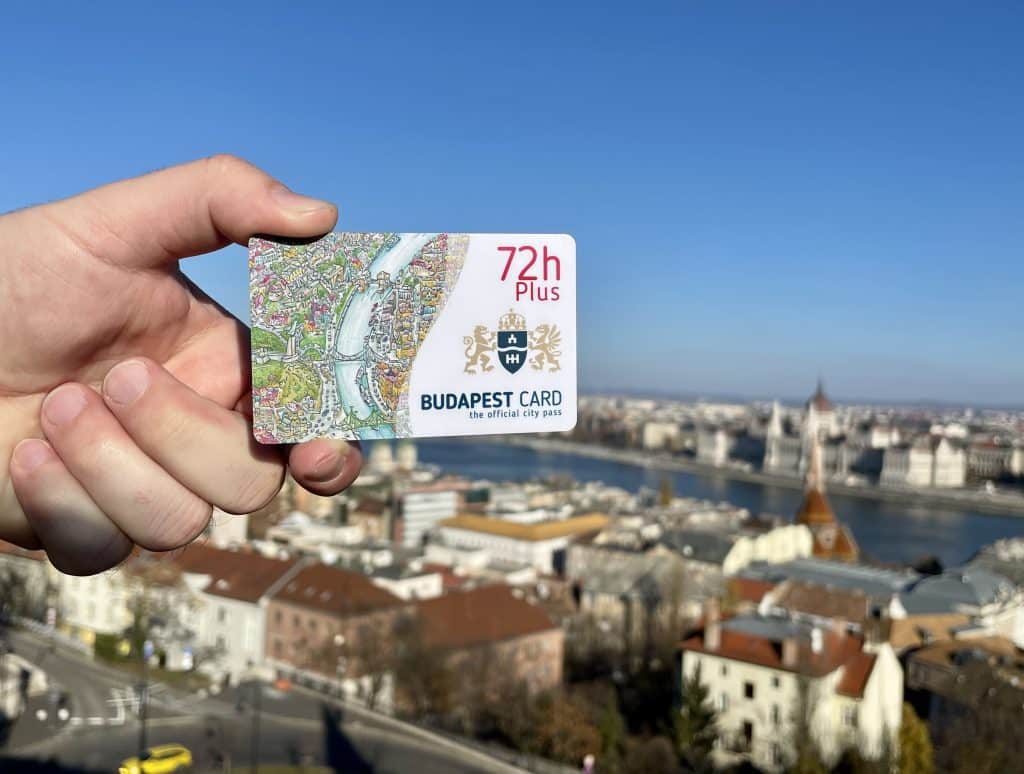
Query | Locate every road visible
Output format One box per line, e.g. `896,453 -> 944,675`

32,710 -> 517,774
2,629 -> 526,773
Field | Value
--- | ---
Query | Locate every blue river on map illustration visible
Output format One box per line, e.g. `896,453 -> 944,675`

416,439 -> 1024,568
332,233 -> 436,439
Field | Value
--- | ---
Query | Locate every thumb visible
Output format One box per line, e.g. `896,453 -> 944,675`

45,154 -> 337,267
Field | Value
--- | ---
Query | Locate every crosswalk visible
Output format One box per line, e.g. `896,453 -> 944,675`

68,686 -> 131,727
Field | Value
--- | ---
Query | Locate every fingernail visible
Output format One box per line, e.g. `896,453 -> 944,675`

308,441 -> 350,482
103,360 -> 151,406
270,183 -> 334,215
13,439 -> 54,474
42,386 -> 88,427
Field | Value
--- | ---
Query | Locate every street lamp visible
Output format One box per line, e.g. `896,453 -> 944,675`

250,677 -> 262,774
138,639 -> 153,759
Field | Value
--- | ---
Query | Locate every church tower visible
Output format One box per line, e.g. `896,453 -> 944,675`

795,426 -> 859,561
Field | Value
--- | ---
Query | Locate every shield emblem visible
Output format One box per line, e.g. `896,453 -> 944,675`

497,330 -> 528,374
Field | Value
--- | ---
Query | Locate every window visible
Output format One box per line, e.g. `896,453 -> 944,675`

771,675 -> 780,689
843,705 -> 858,728
771,704 -> 781,726
771,743 -> 783,766
273,638 -> 283,657
309,619 -> 318,632
741,720 -> 753,750
216,635 -> 226,651
744,681 -> 755,700
293,614 -> 300,627
720,663 -> 728,677
275,610 -> 282,624
217,606 -> 226,623
718,692 -> 729,712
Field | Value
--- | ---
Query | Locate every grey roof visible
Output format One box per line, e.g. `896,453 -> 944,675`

581,551 -> 719,603
900,567 -> 1016,614
964,552 -> 1024,588
740,558 -> 919,600
723,614 -> 810,641
660,529 -> 737,564
368,563 -> 428,581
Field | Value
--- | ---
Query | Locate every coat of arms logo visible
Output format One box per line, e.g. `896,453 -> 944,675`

463,308 -> 562,375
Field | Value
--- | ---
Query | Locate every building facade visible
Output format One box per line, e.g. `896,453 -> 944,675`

681,610 -> 902,772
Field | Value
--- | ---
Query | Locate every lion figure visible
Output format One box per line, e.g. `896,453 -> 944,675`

463,325 -> 496,374
530,323 -> 562,372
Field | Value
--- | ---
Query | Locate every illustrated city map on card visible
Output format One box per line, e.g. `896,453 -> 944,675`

249,233 -> 577,443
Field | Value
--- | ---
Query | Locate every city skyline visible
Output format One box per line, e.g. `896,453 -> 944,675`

2,2 -> 1022,404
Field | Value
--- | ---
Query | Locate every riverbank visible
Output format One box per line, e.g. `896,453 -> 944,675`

489,436 -> 1024,518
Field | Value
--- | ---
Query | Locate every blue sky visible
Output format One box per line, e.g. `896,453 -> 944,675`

2,2 -> 1022,406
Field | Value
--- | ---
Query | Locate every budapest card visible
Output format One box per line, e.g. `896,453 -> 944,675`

249,233 -> 576,443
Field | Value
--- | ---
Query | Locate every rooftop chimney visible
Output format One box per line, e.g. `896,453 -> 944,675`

782,636 -> 799,668
704,598 -> 721,652
811,627 -> 824,655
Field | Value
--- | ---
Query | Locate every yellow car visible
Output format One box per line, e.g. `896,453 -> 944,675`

118,744 -> 193,774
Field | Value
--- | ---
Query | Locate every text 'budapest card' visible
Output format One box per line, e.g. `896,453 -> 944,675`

249,233 -> 576,443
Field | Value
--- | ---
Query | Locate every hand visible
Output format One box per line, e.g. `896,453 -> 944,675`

0,155 -> 362,574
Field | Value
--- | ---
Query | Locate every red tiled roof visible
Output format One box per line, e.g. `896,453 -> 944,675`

729,577 -> 776,604
416,585 -> 558,650
682,624 -> 866,681
270,563 -> 404,616
172,542 -> 300,603
420,562 -> 471,591
836,652 -> 876,698
771,580 -> 869,623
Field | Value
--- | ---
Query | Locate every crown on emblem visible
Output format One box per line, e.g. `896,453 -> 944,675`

498,308 -> 527,331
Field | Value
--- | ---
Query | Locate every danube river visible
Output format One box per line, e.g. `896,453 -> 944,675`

417,439 -> 1024,568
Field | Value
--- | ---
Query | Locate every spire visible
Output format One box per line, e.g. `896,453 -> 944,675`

796,419 -> 837,528
805,427 -> 824,493
808,377 -> 833,413
767,401 -> 783,438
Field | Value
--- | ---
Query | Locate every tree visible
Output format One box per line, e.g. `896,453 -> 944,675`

898,702 -> 933,774
391,614 -> 453,720
308,614 -> 401,712
596,690 -> 627,772
527,692 -> 602,766
675,663 -> 718,771
0,567 -> 29,623
625,735 -> 681,774
659,476 -> 674,507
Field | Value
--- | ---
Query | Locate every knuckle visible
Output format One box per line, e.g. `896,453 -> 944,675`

222,465 -> 285,515
137,494 -> 212,552
203,153 -> 255,179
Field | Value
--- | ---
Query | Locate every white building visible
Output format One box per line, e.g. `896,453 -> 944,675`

59,569 -> 133,640
697,427 -> 735,466
437,513 -> 609,574
397,483 -> 464,548
368,562 -> 443,600
966,441 -> 1013,481
657,524 -> 814,577
642,420 -> 682,450
881,436 -> 967,488
681,609 -> 902,771
265,511 -> 364,554
179,545 -> 305,681
204,508 -> 249,548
